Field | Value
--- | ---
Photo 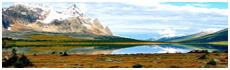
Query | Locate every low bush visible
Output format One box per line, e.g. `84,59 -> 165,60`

207,58 -> 217,65
212,50 -> 219,53
14,53 -> 34,68
61,51 -> 68,56
169,66 -> 181,68
224,50 -> 228,53
188,50 -> 209,53
2,48 -> 34,68
59,52 -> 63,54
33,53 -> 37,56
132,64 -> 143,68
51,51 -> 56,54
198,54 -> 207,59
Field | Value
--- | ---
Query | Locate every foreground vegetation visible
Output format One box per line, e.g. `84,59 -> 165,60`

2,52 -> 228,68
2,48 -> 33,68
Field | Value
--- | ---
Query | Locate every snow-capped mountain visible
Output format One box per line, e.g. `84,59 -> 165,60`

147,29 -> 220,42
2,3 -> 113,37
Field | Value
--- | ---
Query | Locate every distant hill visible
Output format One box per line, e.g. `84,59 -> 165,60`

147,29 -> 219,42
178,28 -> 228,43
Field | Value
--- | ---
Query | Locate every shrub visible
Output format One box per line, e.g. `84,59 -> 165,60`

198,54 -> 207,59
109,66 -> 119,68
33,53 -> 37,56
169,66 -> 181,68
51,51 -> 56,54
212,50 -> 219,53
188,50 -> 209,53
3,48 -> 18,67
132,64 -> 143,68
14,53 -> 34,68
224,50 -> 228,53
215,53 -> 220,56
166,52 -> 169,54
61,51 -> 68,56
59,52 -> 63,54
2,48 -> 34,68
207,58 -> 217,65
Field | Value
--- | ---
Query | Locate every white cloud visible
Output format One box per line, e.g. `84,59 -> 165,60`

123,1 -> 160,7
157,29 -> 177,37
75,3 -> 88,13
122,7 -> 133,10
145,4 -> 227,16
191,4 -> 210,7
210,25 -> 228,28
156,29 -> 185,37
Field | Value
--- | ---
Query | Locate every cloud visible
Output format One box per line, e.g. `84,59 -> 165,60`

145,4 -> 227,16
122,7 -> 133,10
123,1 -> 160,7
157,29 -> 176,35
201,28 -> 221,32
191,4 -> 210,7
156,29 -> 185,37
75,3 -> 88,13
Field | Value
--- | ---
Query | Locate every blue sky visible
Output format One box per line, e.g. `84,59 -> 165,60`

2,2 -> 228,40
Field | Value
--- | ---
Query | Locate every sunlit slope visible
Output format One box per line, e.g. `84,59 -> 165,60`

179,28 -> 228,43
25,34 -> 143,42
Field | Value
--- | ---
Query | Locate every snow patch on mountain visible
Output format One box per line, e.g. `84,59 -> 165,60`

11,3 -> 86,24
147,28 -> 221,41
152,34 -> 185,41
201,28 -> 220,34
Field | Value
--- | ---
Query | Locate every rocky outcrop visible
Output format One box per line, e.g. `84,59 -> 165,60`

2,3 -> 113,36
92,18 -> 104,29
105,26 -> 113,35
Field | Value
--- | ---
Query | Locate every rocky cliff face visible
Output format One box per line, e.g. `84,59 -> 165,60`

2,3 -> 113,36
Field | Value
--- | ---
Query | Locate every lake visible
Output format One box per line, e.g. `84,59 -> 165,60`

2,44 -> 228,54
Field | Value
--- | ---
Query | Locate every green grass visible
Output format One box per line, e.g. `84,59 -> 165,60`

208,41 -> 228,46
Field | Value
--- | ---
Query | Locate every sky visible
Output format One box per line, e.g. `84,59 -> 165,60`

2,2 -> 228,40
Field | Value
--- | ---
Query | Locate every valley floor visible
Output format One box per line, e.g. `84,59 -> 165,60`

2,53 -> 228,68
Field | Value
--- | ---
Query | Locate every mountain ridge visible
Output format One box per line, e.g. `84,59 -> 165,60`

178,28 -> 228,43
147,29 -> 221,42
2,3 -> 114,39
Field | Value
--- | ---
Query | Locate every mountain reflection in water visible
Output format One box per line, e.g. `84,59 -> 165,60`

2,44 -> 228,54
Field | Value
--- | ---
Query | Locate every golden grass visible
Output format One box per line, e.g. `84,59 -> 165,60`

25,35 -> 88,40
2,53 -> 228,68
28,47 -> 78,52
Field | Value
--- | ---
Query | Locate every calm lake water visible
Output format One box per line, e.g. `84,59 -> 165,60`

2,44 -> 228,54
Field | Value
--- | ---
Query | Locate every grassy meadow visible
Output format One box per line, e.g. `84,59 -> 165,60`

2,53 -> 228,68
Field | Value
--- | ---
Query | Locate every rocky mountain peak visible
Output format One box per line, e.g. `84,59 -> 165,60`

64,4 -> 83,17
93,18 -> 104,29
68,4 -> 77,9
105,26 -> 113,35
